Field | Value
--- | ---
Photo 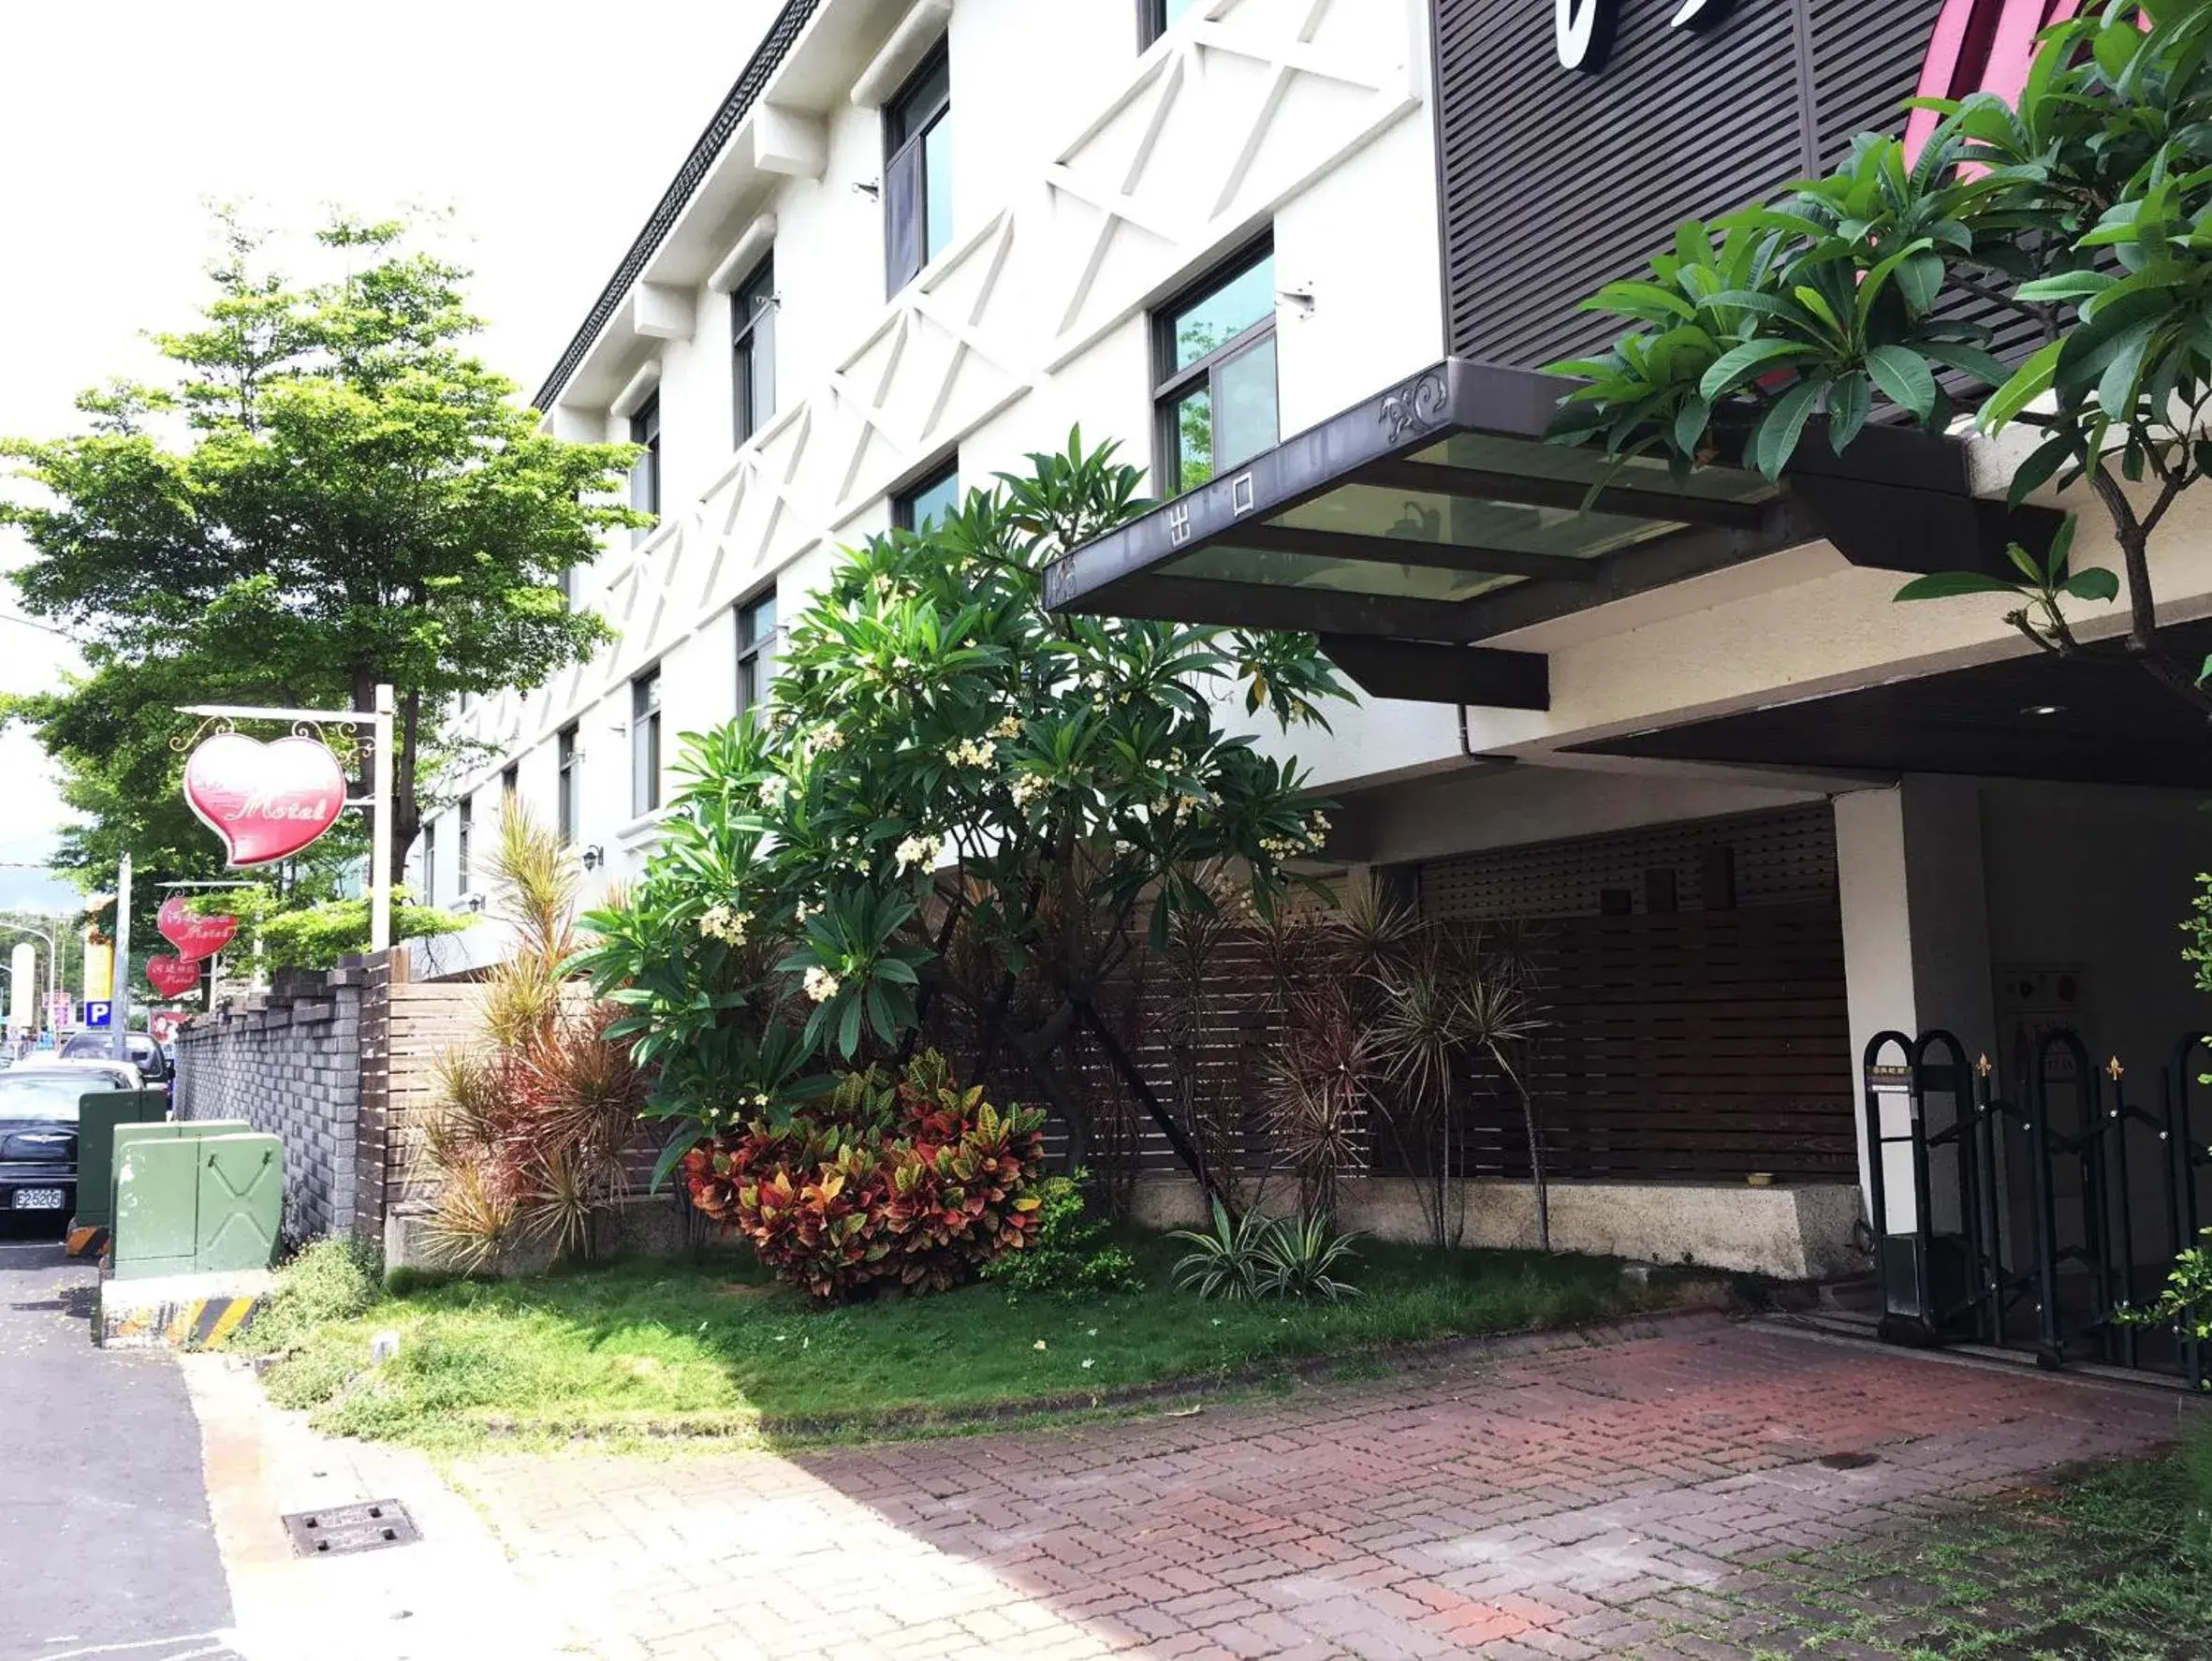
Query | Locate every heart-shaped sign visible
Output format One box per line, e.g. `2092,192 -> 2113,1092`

157,895 -> 239,958
183,732 -> 348,867
146,955 -> 202,998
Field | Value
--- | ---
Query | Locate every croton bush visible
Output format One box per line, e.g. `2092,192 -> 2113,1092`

683,1051 -> 1047,1301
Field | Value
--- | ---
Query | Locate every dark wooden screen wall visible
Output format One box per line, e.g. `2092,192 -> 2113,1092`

1421,805 -> 1854,1183
1436,0 -> 1950,367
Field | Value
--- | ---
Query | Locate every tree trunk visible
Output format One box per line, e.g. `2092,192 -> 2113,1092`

1072,997 -> 1229,1208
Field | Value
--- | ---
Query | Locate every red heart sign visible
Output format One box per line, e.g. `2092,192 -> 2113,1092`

146,955 -> 202,998
157,895 -> 239,958
183,733 -> 348,867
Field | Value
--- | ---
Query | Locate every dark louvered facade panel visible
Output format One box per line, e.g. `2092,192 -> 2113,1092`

1438,2 -> 1954,368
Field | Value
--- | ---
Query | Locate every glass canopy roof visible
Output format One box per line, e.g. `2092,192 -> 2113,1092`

1042,360 -> 2052,707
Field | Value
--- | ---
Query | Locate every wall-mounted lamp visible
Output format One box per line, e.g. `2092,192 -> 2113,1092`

853,179 -> 881,198
580,845 -> 608,872
1277,286 -> 1315,314
463,893 -> 487,914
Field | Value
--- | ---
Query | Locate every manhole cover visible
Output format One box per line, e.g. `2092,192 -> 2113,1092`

282,1499 -> 420,1557
1817,1450 -> 1880,1470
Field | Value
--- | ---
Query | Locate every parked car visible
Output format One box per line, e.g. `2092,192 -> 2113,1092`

0,1061 -> 142,1222
59,1031 -> 173,1093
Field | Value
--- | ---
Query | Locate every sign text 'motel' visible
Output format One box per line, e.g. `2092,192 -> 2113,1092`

1556,0 -> 1728,73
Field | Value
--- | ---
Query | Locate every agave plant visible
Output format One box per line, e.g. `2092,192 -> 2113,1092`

1169,1198 -> 1278,1301
1256,1211 -> 1360,1302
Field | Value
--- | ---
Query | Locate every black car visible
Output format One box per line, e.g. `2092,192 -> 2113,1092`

0,1063 -> 139,1223
59,1031 -> 173,1093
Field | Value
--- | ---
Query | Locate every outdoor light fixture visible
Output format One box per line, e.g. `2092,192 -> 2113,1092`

1043,359 -> 2065,710
2022,704 -> 2066,717
579,845 -> 607,871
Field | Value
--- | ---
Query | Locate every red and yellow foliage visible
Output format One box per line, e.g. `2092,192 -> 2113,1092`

684,1051 -> 1047,1301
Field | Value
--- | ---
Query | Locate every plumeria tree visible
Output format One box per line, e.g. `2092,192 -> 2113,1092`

577,434 -> 1346,1194
1549,1 -> 2212,717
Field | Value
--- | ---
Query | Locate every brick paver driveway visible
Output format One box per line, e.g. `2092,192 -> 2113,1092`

451,1313 -> 2183,1659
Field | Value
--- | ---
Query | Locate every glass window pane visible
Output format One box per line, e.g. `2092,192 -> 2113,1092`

740,595 -> 776,648
749,309 -> 774,433
902,469 -> 961,531
1212,334 -> 1277,473
1165,0 -> 1202,22
886,143 -> 923,291
922,114 -> 954,264
1169,254 -> 1274,371
888,54 -> 949,146
1170,384 -> 1212,492
1165,544 -> 1517,604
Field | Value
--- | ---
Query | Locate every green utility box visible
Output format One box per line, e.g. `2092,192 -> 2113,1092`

69,1091 -> 177,1233
111,1122 -> 279,1282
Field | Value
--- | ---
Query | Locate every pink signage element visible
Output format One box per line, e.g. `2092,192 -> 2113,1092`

156,895 -> 239,959
183,732 -> 348,868
145,955 -> 202,999
1904,0 -> 2083,160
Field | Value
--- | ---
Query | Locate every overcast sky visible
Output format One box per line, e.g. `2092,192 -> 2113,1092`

0,0 -> 777,912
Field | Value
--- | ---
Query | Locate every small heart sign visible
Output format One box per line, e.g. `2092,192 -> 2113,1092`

183,733 -> 348,867
157,895 -> 239,958
146,955 -> 202,998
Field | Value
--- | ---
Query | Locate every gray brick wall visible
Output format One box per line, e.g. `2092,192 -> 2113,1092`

174,963 -> 374,1242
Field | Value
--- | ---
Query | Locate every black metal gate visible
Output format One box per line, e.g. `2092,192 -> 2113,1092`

1862,1028 -> 2212,1385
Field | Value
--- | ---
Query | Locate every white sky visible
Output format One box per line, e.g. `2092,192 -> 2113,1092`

0,0 -> 778,911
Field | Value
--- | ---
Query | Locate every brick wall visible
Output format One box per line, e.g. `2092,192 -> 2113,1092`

174,964 -> 369,1241
173,950 -> 485,1246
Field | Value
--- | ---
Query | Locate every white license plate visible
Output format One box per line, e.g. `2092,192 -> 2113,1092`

9,1188 -> 65,1210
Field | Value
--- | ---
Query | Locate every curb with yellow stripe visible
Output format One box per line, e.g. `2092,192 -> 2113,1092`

98,1292 -> 262,1351
64,1224 -> 109,1258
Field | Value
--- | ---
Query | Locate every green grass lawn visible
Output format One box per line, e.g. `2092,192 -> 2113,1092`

239,1231 -> 1652,1451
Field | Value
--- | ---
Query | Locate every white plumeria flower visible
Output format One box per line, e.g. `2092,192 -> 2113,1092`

802,966 -> 842,1003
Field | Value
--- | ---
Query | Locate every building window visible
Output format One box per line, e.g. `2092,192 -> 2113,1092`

500,762 -> 519,808
735,590 -> 778,718
457,797 -> 474,896
632,669 -> 663,816
421,820 -> 437,906
893,458 -> 960,533
557,564 -> 576,608
884,45 -> 952,294
1139,0 -> 1201,47
629,392 -> 662,543
557,723 -> 579,845
732,256 -> 777,446
1154,241 -> 1278,494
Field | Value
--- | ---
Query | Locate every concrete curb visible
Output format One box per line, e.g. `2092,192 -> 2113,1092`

97,1268 -> 271,1350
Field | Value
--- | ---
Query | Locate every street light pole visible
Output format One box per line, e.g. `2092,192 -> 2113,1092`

111,853 -> 132,1064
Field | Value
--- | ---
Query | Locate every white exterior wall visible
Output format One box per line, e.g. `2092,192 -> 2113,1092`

416,0 -> 1443,904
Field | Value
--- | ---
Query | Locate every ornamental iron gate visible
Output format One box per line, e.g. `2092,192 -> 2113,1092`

1862,1028 -> 2212,1386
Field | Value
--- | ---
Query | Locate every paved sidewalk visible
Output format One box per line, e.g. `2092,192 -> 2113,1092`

450,1314 -> 2186,1660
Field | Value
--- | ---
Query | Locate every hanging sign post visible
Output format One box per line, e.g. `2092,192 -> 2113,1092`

175,684 -> 396,953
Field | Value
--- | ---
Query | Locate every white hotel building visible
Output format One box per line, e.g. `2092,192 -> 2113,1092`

415,0 -> 2212,1371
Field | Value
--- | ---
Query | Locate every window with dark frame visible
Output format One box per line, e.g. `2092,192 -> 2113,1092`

735,590 -> 778,718
421,821 -> 437,906
500,762 -> 519,808
458,796 -> 474,895
892,458 -> 960,533
1153,241 -> 1278,496
1138,0 -> 1201,47
732,257 -> 777,446
557,723 -> 579,845
628,392 -> 662,544
632,668 -> 663,816
883,45 -> 952,294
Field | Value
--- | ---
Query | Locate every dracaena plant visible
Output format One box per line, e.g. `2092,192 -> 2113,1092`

573,431 -> 1348,1196
1549,0 -> 2212,718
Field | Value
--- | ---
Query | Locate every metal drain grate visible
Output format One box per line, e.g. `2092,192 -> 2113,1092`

282,1499 -> 420,1557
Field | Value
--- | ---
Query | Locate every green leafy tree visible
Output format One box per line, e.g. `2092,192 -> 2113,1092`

1549,1 -> 2212,716
576,434 -> 1346,1196
2,213 -> 643,889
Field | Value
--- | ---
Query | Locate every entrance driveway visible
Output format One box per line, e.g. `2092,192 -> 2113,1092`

451,1313 -> 2183,1659
0,1232 -> 237,1661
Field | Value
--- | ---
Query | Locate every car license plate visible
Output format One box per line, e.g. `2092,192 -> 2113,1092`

10,1188 -> 65,1210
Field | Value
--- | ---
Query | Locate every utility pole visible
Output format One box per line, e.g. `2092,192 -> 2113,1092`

112,852 -> 132,1063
